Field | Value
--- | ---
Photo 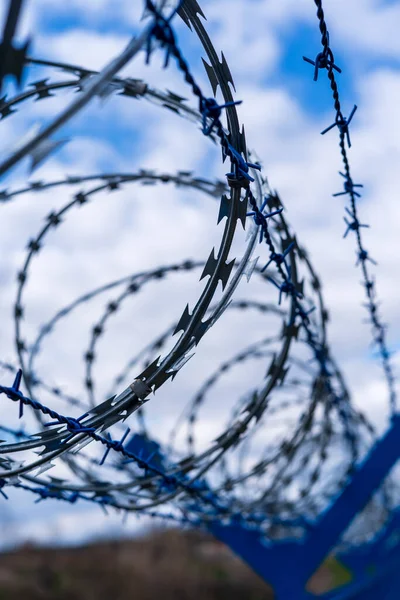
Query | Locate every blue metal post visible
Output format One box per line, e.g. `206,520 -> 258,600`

209,414 -> 400,598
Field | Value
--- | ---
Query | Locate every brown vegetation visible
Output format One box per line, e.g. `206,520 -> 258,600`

0,528 -> 274,600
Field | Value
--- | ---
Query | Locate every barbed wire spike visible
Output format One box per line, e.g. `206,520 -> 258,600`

333,172 -> 364,200
261,242 -> 295,275
201,97 -> 242,136
0,95 -> 17,119
321,105 -> 357,148
199,248 -> 218,281
177,0 -> 207,32
134,357 -> 162,386
217,193 -> 231,224
356,249 -> 377,267
201,57 -> 219,97
29,79 -> 55,100
99,428 -> 130,466
237,195 -> 249,229
173,305 -> 192,335
302,32 -> 341,82
219,52 -> 236,92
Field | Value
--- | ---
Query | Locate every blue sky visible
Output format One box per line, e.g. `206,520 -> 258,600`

1,0 -> 400,547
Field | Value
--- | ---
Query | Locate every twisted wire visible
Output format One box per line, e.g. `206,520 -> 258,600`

304,0 -> 397,416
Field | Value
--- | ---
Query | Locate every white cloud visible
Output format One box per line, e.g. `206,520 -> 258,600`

325,0 -> 400,59
35,30 -> 130,71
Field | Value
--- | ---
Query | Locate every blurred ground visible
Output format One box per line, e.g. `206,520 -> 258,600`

0,527 -> 349,599
0,528 -> 273,600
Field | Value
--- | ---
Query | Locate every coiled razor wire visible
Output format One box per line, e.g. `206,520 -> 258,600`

0,0 -> 396,547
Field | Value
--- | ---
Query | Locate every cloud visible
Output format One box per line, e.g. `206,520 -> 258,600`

324,0 -> 400,60
35,30 -> 129,70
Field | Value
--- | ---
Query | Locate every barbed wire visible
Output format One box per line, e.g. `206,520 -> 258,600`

304,0 -> 397,416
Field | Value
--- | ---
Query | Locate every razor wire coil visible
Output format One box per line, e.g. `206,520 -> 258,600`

0,0 -> 396,551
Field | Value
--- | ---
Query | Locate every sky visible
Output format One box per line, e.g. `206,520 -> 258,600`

0,0 -> 400,548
